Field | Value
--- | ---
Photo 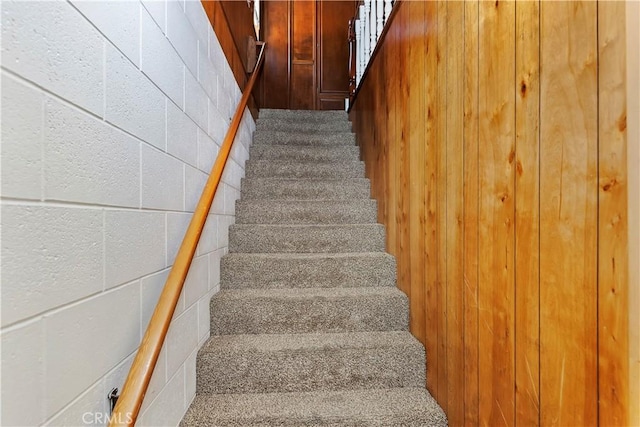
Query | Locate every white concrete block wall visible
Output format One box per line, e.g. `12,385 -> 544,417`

0,0 -> 256,425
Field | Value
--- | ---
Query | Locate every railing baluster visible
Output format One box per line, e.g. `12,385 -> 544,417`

359,5 -> 365,81
350,0 -> 395,96
363,0 -> 370,60
349,17 -> 356,99
370,0 -> 377,48
376,0 -> 384,40
384,0 -> 392,24
355,16 -> 362,84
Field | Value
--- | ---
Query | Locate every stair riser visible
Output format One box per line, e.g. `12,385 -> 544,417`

249,145 -> 360,162
210,292 -> 408,335
185,417 -> 441,427
256,121 -> 351,133
259,109 -> 348,122
196,345 -> 425,394
235,200 -> 378,224
221,254 -> 396,289
245,161 -> 365,179
254,131 -> 356,146
240,179 -> 371,200
229,225 -> 386,253
182,389 -> 448,427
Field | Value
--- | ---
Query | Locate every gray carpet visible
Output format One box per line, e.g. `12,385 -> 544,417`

181,109 -> 447,426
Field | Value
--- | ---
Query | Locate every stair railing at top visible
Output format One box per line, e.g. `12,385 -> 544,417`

109,42 -> 266,427
349,0 -> 395,102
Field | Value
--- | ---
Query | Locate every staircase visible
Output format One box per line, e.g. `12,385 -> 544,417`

181,109 -> 447,426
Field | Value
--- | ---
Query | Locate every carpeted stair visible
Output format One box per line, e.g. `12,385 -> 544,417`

181,109 -> 447,426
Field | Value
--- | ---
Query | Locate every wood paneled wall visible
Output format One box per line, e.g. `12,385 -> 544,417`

350,1 -> 631,425
203,0 -> 262,114
202,1 -> 252,92
219,0 -> 256,68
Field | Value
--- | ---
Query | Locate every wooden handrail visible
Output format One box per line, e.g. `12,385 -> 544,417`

109,43 -> 266,427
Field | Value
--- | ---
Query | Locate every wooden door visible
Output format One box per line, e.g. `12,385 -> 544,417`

261,0 -> 355,110
291,0 -> 316,109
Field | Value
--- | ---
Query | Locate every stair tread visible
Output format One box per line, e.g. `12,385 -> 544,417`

242,177 -> 370,183
256,122 -> 351,131
200,330 -> 420,353
240,181 -> 371,199
182,388 -> 446,427
210,287 -> 408,335
260,108 -> 348,116
214,286 -> 405,300
240,178 -> 371,201
246,159 -> 364,165
221,252 -> 395,289
245,160 -> 365,179
236,199 -> 376,206
253,130 -> 356,146
257,118 -> 350,125
256,128 -> 353,134
196,331 -> 425,396
223,251 -> 391,260
245,156 -> 364,164
230,223 -> 385,254
231,223 -> 383,229
259,109 -> 348,119
235,199 -> 378,224
250,144 -> 359,153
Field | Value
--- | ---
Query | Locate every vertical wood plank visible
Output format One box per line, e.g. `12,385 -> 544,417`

435,0 -> 449,408
386,10 -> 399,259
289,0 -> 316,109
462,0 -> 479,424
478,0 -> 516,425
407,0 -> 426,345
445,1 -> 465,425
539,2 -> 598,425
424,0 -> 440,399
626,3 -> 640,425
255,0 -> 290,108
598,2 -> 629,425
514,1 -> 540,425
396,3 -> 411,300
376,33 -> 388,227
368,52 -> 379,191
